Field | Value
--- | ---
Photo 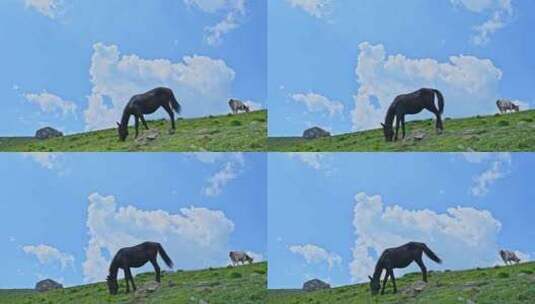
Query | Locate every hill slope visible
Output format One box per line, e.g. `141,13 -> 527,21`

268,262 -> 535,304
268,110 -> 535,151
0,262 -> 266,304
0,110 -> 266,152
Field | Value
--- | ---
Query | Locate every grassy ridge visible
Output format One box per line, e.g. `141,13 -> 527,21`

268,110 -> 535,152
0,110 -> 266,152
0,262 -> 266,304
268,262 -> 535,304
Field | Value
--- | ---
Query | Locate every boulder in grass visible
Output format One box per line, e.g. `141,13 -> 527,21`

35,127 -> 63,140
35,279 -> 63,292
303,127 -> 330,139
302,279 -> 330,292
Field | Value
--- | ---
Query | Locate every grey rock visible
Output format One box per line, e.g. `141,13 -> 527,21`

134,281 -> 160,296
35,127 -> 63,140
401,280 -> 427,297
35,279 -> 63,292
302,279 -> 330,292
303,127 -> 330,139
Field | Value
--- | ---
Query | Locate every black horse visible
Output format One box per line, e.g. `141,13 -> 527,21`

106,241 -> 174,295
381,88 -> 444,141
116,87 -> 181,141
369,242 -> 441,295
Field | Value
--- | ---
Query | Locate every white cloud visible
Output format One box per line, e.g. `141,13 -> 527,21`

23,91 -> 77,118
84,43 -> 235,130
22,153 -> 62,170
291,92 -> 344,117
450,0 -> 513,45
286,0 -> 333,19
288,152 -> 326,170
350,192 -> 502,283
471,153 -> 511,197
351,42 -> 503,130
461,152 -> 491,163
24,0 -> 62,19
245,251 -> 265,262
23,244 -> 74,270
184,0 -> 246,46
82,193 -> 235,283
243,100 -> 263,111
203,153 -> 245,197
289,244 -> 342,270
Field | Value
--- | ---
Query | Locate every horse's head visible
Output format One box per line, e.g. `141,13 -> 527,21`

244,105 -> 250,113
369,275 -> 380,295
245,255 -> 254,264
107,275 -> 118,295
381,123 -> 394,142
116,122 -> 128,141
513,104 -> 520,112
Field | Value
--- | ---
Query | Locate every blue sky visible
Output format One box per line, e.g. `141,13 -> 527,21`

268,152 -> 535,289
0,152 -> 266,288
0,0 -> 265,135
269,0 -> 535,136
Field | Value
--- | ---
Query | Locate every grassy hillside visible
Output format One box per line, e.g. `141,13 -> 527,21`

268,262 -> 535,304
268,110 -> 535,152
0,262 -> 266,304
0,110 -> 266,152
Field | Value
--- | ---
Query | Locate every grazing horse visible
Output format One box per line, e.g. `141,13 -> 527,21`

106,242 -> 174,295
369,242 -> 442,295
228,99 -> 250,115
381,88 -> 444,141
229,251 -> 254,266
116,87 -> 181,141
500,249 -> 520,265
496,99 -> 519,114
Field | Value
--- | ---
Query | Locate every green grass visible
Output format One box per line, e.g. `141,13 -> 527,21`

0,262 -> 266,304
0,110 -> 266,152
268,262 -> 535,304
268,110 -> 535,151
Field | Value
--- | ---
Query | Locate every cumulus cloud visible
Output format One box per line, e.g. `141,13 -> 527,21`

23,91 -> 77,118
203,153 -> 245,197
350,192 -> 502,282
471,153 -> 511,197
351,42 -> 503,130
288,152 -> 326,170
184,0 -> 246,46
245,251 -> 265,262
291,92 -> 344,117
24,0 -> 62,19
286,0 -> 333,19
84,43 -> 235,130
23,244 -> 74,270
22,152 -> 62,170
82,193 -> 235,282
450,0 -> 514,45
290,244 -> 342,269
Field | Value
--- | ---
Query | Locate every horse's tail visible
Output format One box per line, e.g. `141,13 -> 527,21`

432,89 -> 444,115
157,243 -> 174,269
422,243 -> 442,264
169,90 -> 181,115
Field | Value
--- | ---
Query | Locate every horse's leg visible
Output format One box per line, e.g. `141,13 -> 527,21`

389,270 -> 397,293
126,268 -> 136,291
150,258 -> 161,283
124,269 -> 130,293
415,258 -> 428,282
394,115 -> 400,141
140,115 -> 149,130
162,104 -> 176,130
134,116 -> 139,138
381,270 -> 389,295
401,115 -> 406,139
